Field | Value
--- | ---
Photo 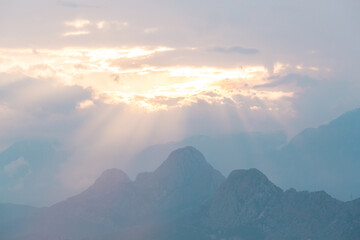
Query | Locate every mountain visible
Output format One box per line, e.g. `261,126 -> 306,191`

0,139 -> 67,206
272,107 -> 360,200
0,203 -> 37,238
205,170 -> 346,240
134,147 -> 225,216
208,169 -> 283,228
0,147 -> 359,240
127,131 -> 286,177
4,147 -> 224,240
129,107 -> 360,201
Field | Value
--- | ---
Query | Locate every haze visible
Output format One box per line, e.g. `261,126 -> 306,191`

0,0 -> 359,207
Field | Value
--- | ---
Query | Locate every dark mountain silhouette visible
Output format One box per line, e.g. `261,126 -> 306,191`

0,147 -> 359,240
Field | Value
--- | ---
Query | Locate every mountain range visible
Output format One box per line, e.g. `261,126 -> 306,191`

0,146 -> 359,240
0,139 -> 66,206
273,108 -> 360,200
2,107 -> 360,206
128,108 -> 360,201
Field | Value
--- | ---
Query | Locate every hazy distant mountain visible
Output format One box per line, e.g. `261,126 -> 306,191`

0,203 -> 37,231
6,147 -> 223,239
129,107 -> 360,201
1,147 -> 359,240
0,139 -> 66,206
272,107 -> 360,200
127,131 -> 287,177
205,170 -> 350,240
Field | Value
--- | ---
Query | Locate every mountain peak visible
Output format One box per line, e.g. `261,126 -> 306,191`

95,168 -> 131,186
209,168 -> 283,227
224,168 -> 283,195
228,168 -> 266,180
135,147 -> 225,211
166,146 -> 206,163
77,168 -> 131,199
150,146 -> 210,176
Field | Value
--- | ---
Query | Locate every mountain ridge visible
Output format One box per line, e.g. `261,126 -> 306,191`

0,146 -> 359,240
128,107 -> 360,201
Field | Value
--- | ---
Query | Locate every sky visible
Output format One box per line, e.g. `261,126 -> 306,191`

0,0 -> 360,205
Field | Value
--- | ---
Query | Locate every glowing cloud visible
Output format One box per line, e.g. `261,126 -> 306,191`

273,62 -> 290,75
96,21 -> 129,30
63,31 -> 91,37
144,27 -> 159,34
0,47 -> 294,111
65,19 -> 91,28
77,100 -> 94,109
97,21 -> 106,29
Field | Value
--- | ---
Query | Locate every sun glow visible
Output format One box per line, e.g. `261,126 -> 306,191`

0,47 -> 293,111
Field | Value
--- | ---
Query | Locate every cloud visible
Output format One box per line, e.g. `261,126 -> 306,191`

62,19 -> 128,37
96,21 -> 129,31
57,0 -> 98,8
57,0 -> 82,8
0,47 -> 294,111
256,74 -> 318,89
210,46 -> 259,55
250,106 -> 261,110
77,99 -> 94,109
144,27 -> 159,34
0,74 -> 92,148
4,157 -> 29,176
96,21 -> 106,29
65,19 -> 91,29
63,31 -> 90,37
273,62 -> 290,75
0,71 -> 295,199
0,0 -> 359,207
